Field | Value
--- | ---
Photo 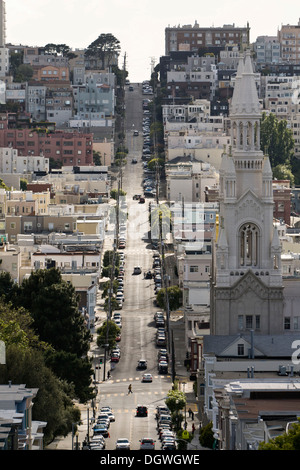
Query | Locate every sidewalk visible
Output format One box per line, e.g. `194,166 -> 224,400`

170,312 -> 208,451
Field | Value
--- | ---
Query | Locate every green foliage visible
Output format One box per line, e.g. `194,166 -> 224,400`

0,271 -> 19,301
165,389 -> 186,413
147,157 -> 164,171
272,163 -> 295,185
45,350 -> 95,403
199,422 -> 215,449
15,64 -> 34,83
93,151 -> 102,166
44,43 -> 71,56
103,250 -> 120,267
0,178 -> 10,190
15,269 -> 91,357
0,341 -> 80,446
260,112 -> 294,168
110,188 -> 127,200
96,320 -> 120,350
258,419 -> 300,450
101,264 -> 119,278
156,286 -> 183,311
85,33 -> 121,68
101,279 -> 119,298
103,296 -> 120,313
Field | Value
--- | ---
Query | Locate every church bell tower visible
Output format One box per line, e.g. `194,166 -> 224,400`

210,51 -> 284,336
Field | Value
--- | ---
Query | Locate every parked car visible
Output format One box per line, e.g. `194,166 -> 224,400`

111,353 -> 120,363
93,426 -> 109,438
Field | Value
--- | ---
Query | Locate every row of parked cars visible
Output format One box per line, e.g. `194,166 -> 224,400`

86,406 -> 116,450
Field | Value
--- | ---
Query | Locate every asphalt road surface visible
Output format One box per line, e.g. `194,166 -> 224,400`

94,84 -> 172,451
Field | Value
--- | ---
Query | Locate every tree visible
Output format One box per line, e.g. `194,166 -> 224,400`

0,272 -> 19,302
101,279 -> 119,298
156,286 -> 183,311
273,163 -> 295,185
96,320 -> 120,350
93,150 -> 102,166
260,112 -> 294,168
0,302 -> 81,445
110,188 -> 127,200
85,33 -> 121,69
259,419 -> 300,450
15,269 -> 91,357
45,350 -> 95,403
199,422 -> 215,449
103,250 -> 120,267
15,64 -> 34,83
44,43 -> 71,57
165,389 -> 186,413
0,343 -> 81,445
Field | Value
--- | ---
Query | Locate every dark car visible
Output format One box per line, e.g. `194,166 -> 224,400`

137,359 -> 147,369
136,405 -> 148,417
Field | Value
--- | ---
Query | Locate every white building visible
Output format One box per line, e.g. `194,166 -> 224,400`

211,51 -> 284,336
0,147 -> 49,174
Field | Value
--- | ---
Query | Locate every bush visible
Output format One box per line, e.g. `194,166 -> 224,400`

199,422 -> 215,449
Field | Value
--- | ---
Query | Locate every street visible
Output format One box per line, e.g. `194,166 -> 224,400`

82,83 -> 173,451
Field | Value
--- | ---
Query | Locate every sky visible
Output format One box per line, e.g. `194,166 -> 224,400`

5,0 -> 300,82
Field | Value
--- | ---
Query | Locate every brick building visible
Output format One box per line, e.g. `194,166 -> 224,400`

165,21 -> 249,55
0,128 -> 93,166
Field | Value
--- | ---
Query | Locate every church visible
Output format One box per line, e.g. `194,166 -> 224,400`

210,50 -> 284,336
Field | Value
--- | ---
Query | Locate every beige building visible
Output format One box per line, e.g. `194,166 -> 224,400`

278,19 -> 300,63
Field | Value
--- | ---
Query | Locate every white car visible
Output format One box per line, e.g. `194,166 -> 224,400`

116,438 -> 130,450
133,266 -> 142,274
142,373 -> 153,382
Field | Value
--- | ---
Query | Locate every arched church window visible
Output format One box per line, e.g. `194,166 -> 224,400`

239,223 -> 259,267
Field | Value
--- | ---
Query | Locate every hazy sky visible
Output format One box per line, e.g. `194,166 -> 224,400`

5,0 -> 300,82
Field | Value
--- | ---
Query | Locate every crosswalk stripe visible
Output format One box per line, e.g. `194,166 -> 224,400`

107,375 -> 171,384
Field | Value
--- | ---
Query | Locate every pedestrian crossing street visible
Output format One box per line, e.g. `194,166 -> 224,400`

107,375 -> 171,383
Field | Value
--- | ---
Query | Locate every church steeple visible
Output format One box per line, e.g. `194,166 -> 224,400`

211,50 -> 283,336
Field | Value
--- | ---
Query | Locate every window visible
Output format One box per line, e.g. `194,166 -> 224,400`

239,223 -> 259,267
294,316 -> 300,329
284,317 -> 291,330
237,343 -> 244,355
190,266 -> 199,272
246,315 -> 253,329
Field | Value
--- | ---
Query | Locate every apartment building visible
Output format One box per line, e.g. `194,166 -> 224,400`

68,49 -> 86,85
71,73 -> 115,127
165,130 -> 230,169
165,160 -> 219,202
278,19 -> 300,63
254,36 -> 281,64
0,128 -> 93,166
0,382 -> 46,450
165,21 -> 249,55
0,147 -> 49,175
5,214 -> 78,243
